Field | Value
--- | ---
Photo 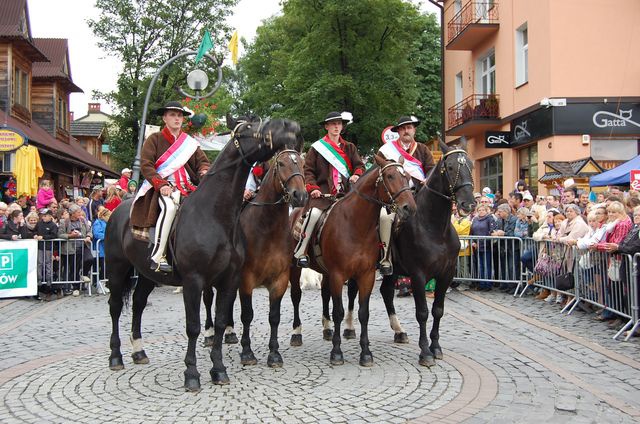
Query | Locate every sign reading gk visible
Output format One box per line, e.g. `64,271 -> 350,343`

0,240 -> 37,298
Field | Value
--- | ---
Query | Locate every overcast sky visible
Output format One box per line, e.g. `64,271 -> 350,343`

28,0 -> 440,118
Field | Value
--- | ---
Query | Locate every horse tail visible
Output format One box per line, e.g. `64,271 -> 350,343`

120,269 -> 136,307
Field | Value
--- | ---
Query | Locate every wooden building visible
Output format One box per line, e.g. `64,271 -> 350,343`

0,0 -> 115,199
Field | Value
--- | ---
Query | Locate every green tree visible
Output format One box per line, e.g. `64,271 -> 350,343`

88,0 -> 237,171
238,0 -> 441,154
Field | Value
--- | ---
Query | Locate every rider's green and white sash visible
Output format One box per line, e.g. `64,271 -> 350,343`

311,136 -> 352,179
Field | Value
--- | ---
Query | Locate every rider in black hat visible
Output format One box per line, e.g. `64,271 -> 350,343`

130,100 -> 210,273
293,111 -> 365,267
376,115 -> 435,275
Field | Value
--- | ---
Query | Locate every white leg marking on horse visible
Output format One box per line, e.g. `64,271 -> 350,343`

389,314 -> 405,334
292,326 -> 302,335
225,326 -> 234,335
322,316 -> 332,330
130,335 -> 144,353
203,327 -> 214,338
345,310 -> 355,330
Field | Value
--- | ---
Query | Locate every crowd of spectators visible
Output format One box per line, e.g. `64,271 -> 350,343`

0,178 -> 128,300
452,181 -> 640,337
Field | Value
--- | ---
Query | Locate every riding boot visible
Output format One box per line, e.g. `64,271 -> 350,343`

293,208 -> 322,267
378,208 -> 395,276
150,191 -> 179,273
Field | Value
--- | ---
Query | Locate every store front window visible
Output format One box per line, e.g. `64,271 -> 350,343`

591,139 -> 639,169
518,144 -> 538,194
480,154 -> 502,195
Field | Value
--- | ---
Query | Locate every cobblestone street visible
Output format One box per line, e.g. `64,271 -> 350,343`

0,283 -> 638,423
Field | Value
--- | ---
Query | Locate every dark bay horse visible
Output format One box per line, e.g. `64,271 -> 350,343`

346,142 -> 476,367
104,116 -> 301,391
201,149 -> 307,363
289,155 -> 416,366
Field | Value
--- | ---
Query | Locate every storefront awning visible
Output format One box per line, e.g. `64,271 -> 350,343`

589,155 -> 640,187
0,110 -> 116,177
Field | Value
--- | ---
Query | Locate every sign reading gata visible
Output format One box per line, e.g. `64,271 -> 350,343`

593,109 -> 640,129
484,131 -> 511,148
0,127 -> 26,152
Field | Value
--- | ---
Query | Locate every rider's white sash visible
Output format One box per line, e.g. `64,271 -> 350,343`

379,141 -> 426,182
311,139 -> 351,179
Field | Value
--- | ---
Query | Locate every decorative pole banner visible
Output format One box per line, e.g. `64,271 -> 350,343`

0,239 -> 37,298
195,30 -> 214,65
228,30 -> 238,65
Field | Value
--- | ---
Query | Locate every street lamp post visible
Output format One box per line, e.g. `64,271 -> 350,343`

131,50 -> 223,184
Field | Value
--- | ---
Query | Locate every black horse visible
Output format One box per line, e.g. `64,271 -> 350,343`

104,116 -> 302,391
345,141 -> 476,366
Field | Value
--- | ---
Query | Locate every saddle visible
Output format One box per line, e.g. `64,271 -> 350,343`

294,201 -> 339,273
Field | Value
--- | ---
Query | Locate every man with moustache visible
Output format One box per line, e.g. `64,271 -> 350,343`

377,115 -> 435,274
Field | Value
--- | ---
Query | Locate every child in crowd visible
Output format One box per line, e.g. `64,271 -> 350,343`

36,180 -> 55,210
92,208 -> 111,283
36,208 -> 59,299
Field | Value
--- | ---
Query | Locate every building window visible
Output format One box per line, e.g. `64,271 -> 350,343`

13,67 -> 29,108
480,154 -> 503,195
478,50 -> 496,95
591,139 -> 639,169
0,153 -> 15,173
455,72 -> 463,104
518,144 -> 538,194
516,23 -> 528,86
57,97 -> 68,129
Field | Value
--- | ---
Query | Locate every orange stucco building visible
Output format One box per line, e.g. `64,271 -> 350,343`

442,0 -> 640,195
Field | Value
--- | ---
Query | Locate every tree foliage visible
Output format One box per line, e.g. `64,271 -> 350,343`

238,0 -> 441,153
88,0 -> 237,171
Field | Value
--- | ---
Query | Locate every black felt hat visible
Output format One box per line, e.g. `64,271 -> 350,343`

155,101 -> 192,117
319,111 -> 353,126
391,115 -> 420,132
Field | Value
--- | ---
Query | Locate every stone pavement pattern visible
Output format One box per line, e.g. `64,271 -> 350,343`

0,284 -> 638,423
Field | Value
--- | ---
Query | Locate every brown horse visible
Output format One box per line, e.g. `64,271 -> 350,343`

289,155 -> 416,366
201,149 -> 307,365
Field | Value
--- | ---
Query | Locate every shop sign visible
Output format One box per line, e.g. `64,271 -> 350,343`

0,240 -> 37,298
631,170 -> 640,190
0,127 -> 26,152
554,103 -> 640,135
510,108 -> 553,146
484,131 -> 511,148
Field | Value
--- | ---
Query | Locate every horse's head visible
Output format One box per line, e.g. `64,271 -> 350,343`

226,114 -> 302,164
271,149 -> 308,207
373,154 -> 417,220
438,140 -> 476,215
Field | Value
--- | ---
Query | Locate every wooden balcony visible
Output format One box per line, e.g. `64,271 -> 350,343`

447,1 -> 499,50
447,93 -> 501,136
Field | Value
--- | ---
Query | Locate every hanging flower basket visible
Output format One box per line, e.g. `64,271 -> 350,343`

182,97 -> 226,137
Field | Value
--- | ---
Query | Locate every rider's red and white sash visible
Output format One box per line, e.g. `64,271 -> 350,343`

134,131 -> 200,202
379,140 -> 426,182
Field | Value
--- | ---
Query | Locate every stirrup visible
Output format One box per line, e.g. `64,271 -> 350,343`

151,259 -> 173,273
379,263 -> 393,276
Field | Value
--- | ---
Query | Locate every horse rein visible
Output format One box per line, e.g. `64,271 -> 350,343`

230,118 -> 276,167
424,149 -> 474,203
247,149 -> 304,206
355,162 -> 412,213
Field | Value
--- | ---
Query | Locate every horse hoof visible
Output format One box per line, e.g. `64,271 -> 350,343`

323,329 -> 334,341
203,336 -> 214,347
131,350 -> 149,365
359,354 -> 374,367
109,357 -> 124,371
240,352 -> 258,366
211,370 -> 230,385
330,352 -> 344,365
267,352 -> 283,368
419,354 -> 436,367
430,346 -> 443,360
184,376 -> 201,392
343,329 -> 356,339
394,332 -> 409,344
224,333 -> 239,344
290,334 -> 303,346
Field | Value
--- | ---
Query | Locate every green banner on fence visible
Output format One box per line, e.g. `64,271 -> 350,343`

0,240 -> 37,298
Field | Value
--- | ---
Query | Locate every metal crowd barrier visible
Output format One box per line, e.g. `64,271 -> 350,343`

34,238 -> 108,296
454,235 -> 524,296
454,236 -> 639,341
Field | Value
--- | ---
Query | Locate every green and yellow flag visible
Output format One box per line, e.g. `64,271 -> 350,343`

228,30 -> 238,65
195,30 -> 213,64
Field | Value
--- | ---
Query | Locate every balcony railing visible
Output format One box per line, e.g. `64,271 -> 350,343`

447,1 -> 499,48
447,93 -> 500,130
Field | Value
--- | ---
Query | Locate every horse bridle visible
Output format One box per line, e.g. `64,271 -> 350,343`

247,149 -> 304,206
355,162 -> 412,213
425,149 -> 474,203
230,119 -> 274,167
